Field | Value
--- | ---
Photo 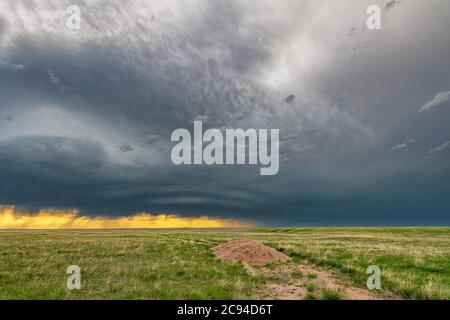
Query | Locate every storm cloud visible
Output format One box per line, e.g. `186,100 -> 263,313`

1,0 -> 450,225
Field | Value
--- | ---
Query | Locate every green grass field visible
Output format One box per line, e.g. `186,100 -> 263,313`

0,228 -> 448,300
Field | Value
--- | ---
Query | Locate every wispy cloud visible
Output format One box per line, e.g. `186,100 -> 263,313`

391,138 -> 414,151
47,69 -> 71,93
428,141 -> 450,155
419,90 -> 450,112
385,0 -> 399,11
0,57 -> 25,71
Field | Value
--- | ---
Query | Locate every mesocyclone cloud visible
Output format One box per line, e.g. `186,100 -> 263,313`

1,0 -> 450,226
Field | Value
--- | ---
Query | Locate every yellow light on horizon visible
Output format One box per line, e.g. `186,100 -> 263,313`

0,207 -> 254,229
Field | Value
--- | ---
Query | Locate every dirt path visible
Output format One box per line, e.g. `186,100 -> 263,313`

255,261 -> 402,300
212,238 -> 402,300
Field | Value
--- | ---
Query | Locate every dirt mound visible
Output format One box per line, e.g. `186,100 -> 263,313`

213,238 -> 291,266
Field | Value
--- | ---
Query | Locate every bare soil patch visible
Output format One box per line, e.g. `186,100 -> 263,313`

258,261 -> 404,300
213,238 -> 402,300
258,262 -> 382,300
213,238 -> 291,266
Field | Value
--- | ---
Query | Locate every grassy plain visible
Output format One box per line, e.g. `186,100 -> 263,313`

0,227 -> 448,300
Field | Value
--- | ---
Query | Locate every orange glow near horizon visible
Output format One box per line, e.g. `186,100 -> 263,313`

0,207 -> 254,229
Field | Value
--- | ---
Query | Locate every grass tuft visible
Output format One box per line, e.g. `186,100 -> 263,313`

320,288 -> 345,300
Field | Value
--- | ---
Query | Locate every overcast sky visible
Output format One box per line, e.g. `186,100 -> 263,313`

1,0 -> 450,225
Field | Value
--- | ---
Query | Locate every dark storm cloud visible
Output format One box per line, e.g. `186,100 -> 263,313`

0,114 -> 14,122
119,144 -> 133,153
0,135 -> 270,219
384,0 -> 398,11
1,0 -> 450,225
